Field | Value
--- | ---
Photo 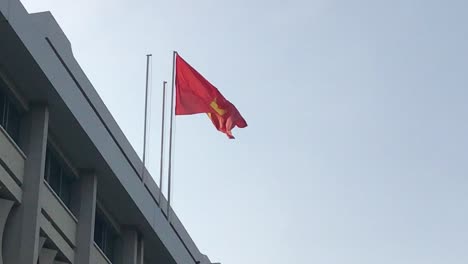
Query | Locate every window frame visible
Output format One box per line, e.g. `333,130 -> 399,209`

0,74 -> 26,145
94,202 -> 121,262
0,69 -> 29,111
44,137 -> 79,213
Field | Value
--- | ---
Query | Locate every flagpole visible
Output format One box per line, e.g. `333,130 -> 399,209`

167,51 -> 177,219
158,81 -> 167,205
142,54 -> 152,184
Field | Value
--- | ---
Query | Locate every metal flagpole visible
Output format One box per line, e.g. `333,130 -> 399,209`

158,81 -> 167,205
167,51 -> 177,219
142,54 -> 152,184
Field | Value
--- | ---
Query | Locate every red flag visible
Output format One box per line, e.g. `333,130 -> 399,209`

175,54 -> 247,139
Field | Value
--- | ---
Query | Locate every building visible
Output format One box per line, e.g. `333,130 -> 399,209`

0,0 -> 213,263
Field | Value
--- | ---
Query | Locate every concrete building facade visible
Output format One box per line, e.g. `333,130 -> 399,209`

0,0 -> 212,263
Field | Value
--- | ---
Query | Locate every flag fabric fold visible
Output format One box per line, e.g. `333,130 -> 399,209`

175,54 -> 247,139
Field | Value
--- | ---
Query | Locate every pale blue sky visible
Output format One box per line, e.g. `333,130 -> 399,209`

23,0 -> 468,263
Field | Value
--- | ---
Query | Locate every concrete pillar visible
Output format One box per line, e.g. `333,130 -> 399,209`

38,248 -> 57,264
117,228 -> 139,264
17,104 -> 49,264
137,235 -> 144,264
38,237 -> 47,253
74,170 -> 97,264
0,199 -> 14,264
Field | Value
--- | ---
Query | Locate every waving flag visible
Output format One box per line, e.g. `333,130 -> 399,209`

175,54 -> 247,139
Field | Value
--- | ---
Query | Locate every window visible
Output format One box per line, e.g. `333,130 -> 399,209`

0,86 -> 21,143
94,210 -> 117,262
44,146 -> 75,208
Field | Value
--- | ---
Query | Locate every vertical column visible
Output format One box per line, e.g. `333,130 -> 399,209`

0,199 -> 14,264
137,235 -> 144,264
17,104 -> 49,264
117,228 -> 139,264
38,248 -> 57,264
74,170 -> 97,264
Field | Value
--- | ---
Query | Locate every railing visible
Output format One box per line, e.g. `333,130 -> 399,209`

0,125 -> 25,202
0,125 -> 25,184
42,181 -> 78,247
92,242 -> 113,264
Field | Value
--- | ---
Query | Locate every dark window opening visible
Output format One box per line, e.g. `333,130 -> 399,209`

44,146 -> 75,209
0,85 -> 21,143
94,210 -> 118,262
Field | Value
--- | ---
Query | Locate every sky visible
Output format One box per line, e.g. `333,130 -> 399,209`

21,0 -> 468,263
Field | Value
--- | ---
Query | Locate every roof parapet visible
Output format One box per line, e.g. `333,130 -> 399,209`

29,11 -> 72,56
